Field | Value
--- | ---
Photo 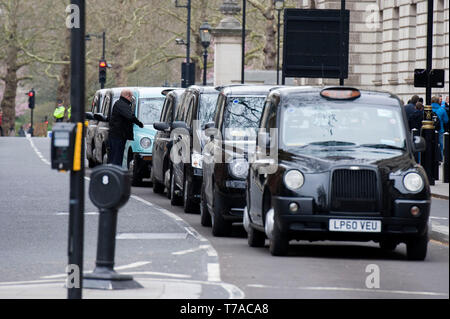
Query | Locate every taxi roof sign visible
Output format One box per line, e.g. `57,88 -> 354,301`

320,87 -> 361,100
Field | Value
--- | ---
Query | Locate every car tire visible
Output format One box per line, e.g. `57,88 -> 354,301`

247,225 -> 265,248
165,168 -> 171,199
407,232 -> 428,261
129,154 -> 142,186
170,169 -> 183,206
211,188 -> 232,237
269,220 -> 289,256
379,239 -> 398,251
183,177 -> 199,214
88,157 -> 96,168
152,178 -> 165,194
200,184 -> 211,227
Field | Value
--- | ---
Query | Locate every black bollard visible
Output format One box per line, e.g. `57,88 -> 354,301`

444,132 -> 449,183
83,165 -> 143,290
434,130 -> 440,180
411,128 -> 420,163
420,105 -> 435,186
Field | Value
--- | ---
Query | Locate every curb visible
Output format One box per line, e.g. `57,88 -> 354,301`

430,222 -> 449,244
431,193 -> 449,200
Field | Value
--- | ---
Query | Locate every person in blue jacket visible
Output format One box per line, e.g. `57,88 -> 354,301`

431,96 -> 449,161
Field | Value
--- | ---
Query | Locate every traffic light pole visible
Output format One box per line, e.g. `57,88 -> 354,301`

68,0 -> 85,299
30,108 -> 34,137
425,0 -> 433,105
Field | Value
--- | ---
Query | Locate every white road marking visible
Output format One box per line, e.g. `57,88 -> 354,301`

114,261 -> 151,271
432,221 -> 449,236
246,284 -> 448,297
207,263 -> 221,282
26,136 -> 51,166
172,245 -> 217,257
116,233 -> 187,240
56,212 -> 99,216
430,216 -> 448,221
185,227 -> 208,242
120,271 -> 191,279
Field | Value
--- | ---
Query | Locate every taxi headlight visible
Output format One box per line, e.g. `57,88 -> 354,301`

284,170 -> 304,190
229,159 -> 249,179
191,153 -> 203,169
403,172 -> 424,193
140,137 -> 152,149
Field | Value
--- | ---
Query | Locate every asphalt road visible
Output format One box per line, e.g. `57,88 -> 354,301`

0,136 -> 448,299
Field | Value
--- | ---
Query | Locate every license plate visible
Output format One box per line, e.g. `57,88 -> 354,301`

329,219 -> 381,233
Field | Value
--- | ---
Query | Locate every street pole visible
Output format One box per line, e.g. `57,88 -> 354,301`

68,0 -> 85,299
30,108 -> 34,137
276,9 -> 281,85
339,0 -> 345,86
186,0 -> 191,87
426,0 -> 434,105
241,0 -> 246,84
102,31 -> 106,60
203,49 -> 208,86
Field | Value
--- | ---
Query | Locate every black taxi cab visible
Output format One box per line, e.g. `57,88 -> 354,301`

243,86 -> 430,260
201,85 -> 281,236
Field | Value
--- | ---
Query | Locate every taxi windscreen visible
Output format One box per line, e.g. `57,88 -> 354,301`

280,98 -> 406,150
223,96 -> 266,140
138,97 -> 165,125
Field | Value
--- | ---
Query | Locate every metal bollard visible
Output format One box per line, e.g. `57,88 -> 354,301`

444,132 -> 449,183
411,128 -> 420,163
83,165 -> 143,290
420,105 -> 435,186
434,130 -> 440,180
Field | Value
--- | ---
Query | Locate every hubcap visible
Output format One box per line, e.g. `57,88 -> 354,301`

265,208 -> 274,240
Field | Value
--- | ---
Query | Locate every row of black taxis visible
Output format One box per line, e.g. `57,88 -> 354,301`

149,84 -> 430,260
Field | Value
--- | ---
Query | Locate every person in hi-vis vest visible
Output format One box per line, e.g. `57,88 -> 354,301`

53,100 -> 65,123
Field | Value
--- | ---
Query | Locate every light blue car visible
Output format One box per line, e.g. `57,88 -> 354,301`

122,87 -> 174,186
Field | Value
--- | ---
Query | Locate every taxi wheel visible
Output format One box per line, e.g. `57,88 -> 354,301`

248,226 -> 265,248
170,169 -> 183,206
379,240 -> 398,251
211,189 -> 232,237
406,232 -> 428,261
129,154 -> 142,186
269,221 -> 289,256
88,157 -> 96,168
184,178 -> 199,214
200,185 -> 211,227
152,177 -> 165,194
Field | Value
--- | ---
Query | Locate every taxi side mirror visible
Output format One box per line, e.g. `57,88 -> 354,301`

94,113 -> 107,122
85,112 -> 94,121
154,122 -> 170,132
412,136 -> 426,153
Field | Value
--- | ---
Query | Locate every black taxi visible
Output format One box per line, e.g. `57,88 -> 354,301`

201,85 -> 281,236
243,86 -> 430,260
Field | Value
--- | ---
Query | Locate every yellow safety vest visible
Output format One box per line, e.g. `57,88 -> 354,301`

53,106 -> 65,119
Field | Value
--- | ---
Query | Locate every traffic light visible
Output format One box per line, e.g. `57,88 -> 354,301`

99,59 -> 107,87
28,89 -> 35,109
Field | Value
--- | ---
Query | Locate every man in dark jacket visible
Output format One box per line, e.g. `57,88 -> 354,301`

405,95 -> 420,123
108,89 -> 144,166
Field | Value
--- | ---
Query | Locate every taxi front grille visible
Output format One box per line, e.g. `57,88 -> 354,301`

331,169 -> 379,213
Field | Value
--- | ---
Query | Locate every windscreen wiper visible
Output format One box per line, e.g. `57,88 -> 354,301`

358,143 -> 405,151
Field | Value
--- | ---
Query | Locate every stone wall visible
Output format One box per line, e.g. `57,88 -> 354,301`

294,0 -> 449,102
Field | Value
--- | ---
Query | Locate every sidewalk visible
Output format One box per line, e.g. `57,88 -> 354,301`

0,277 -> 243,299
430,181 -> 449,200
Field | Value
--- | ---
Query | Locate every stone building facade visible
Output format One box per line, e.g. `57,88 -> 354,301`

295,0 -> 449,102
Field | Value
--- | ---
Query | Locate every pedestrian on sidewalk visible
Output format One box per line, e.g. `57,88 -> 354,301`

409,102 -> 424,131
108,89 -> 144,166
405,95 -> 420,124
431,96 -> 449,161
